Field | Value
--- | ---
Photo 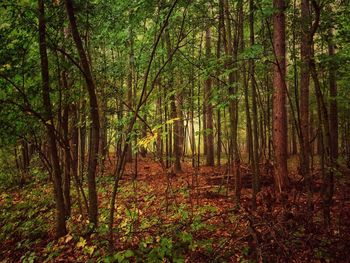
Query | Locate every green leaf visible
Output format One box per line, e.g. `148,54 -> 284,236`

124,250 -> 134,258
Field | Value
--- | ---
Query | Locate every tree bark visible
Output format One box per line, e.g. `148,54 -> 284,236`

300,0 -> 312,207
272,0 -> 288,193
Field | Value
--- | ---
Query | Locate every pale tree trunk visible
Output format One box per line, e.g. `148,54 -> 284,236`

328,25 -> 338,160
242,4 -> 252,166
99,45 -> 108,173
217,0 -> 225,167
205,27 -> 214,166
190,34 -> 197,167
156,81 -> 164,165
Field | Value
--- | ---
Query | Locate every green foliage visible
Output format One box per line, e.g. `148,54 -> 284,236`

0,170 -> 52,258
113,249 -> 134,263
137,117 -> 180,151
20,251 -> 37,263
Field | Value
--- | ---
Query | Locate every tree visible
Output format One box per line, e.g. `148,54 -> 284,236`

299,0 -> 312,207
165,27 -> 182,172
65,0 -> 100,227
249,0 -> 260,208
38,0 -> 67,237
328,10 -> 338,160
272,0 -> 288,193
205,26 -> 214,166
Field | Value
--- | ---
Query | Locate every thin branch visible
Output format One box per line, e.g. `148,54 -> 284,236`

54,46 -> 87,78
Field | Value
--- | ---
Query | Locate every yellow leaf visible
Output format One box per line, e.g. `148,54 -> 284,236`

85,245 -> 96,256
165,117 -> 180,125
76,237 -> 86,248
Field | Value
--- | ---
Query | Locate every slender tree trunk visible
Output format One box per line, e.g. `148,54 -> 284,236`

156,82 -> 164,165
78,99 -> 86,182
165,102 -> 170,168
38,0 -> 67,238
310,56 -> 334,227
177,90 -> 185,160
62,81 -> 71,217
99,79 -> 108,174
309,1 -> 334,227
70,104 -> 85,216
65,0 -> 100,227
249,0 -> 260,208
328,26 -> 338,160
126,24 -> 134,162
20,140 -> 30,184
190,35 -> 196,167
272,0 -> 288,193
205,27 -> 214,166
244,29 -> 253,165
299,0 -> 312,207
165,28 -> 181,172
217,0 -> 225,167
140,114 -> 148,157
224,0 -> 241,204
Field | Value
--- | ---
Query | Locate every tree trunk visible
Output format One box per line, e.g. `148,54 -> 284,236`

249,0 -> 260,208
156,82 -> 164,165
140,114 -> 148,157
309,1 -> 334,227
224,0 -> 241,204
99,86 -> 108,174
65,0 -> 100,227
38,0 -> 67,238
78,99 -> 86,182
272,0 -> 288,193
328,26 -> 338,160
165,28 -> 181,172
217,0 -> 225,167
62,83 -> 71,217
126,24 -> 134,162
205,27 -> 214,166
299,0 -> 312,206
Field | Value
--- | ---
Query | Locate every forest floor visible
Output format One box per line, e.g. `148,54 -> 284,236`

1,157 -> 350,262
